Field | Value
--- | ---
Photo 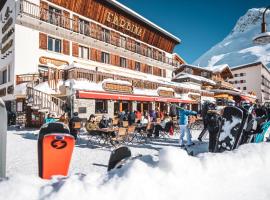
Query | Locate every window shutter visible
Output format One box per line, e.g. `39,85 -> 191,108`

90,48 -> 97,61
63,40 -> 70,55
115,55 -> 120,66
40,1 -> 48,21
97,50 -> 102,62
73,15 -> 79,32
110,54 -> 116,65
163,69 -> 166,77
72,42 -> 79,57
39,32 -> 47,50
63,11 -> 70,29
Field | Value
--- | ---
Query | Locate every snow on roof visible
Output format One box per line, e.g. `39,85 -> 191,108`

105,0 -> 181,43
65,79 -> 104,92
15,83 -> 28,96
205,64 -> 231,73
34,82 -> 58,94
210,89 -> 241,96
102,79 -> 132,86
252,31 -> 270,41
173,73 -> 216,85
67,61 -> 200,90
157,87 -> 175,92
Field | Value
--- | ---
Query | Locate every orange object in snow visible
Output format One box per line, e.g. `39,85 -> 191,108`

39,134 -> 75,179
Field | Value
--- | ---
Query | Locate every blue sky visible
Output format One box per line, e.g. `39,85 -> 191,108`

117,0 -> 269,63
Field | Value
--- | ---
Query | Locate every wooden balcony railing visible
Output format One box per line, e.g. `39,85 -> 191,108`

19,0 -> 181,68
16,74 -> 39,85
26,87 -> 65,115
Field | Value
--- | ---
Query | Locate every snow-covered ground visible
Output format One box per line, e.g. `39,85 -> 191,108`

1,129 -> 270,200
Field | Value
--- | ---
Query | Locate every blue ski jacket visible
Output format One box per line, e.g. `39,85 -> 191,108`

178,109 -> 197,125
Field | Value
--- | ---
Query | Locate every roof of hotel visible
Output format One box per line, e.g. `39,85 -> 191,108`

231,61 -> 270,73
106,0 -> 181,43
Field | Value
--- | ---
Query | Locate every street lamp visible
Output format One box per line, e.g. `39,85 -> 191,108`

253,6 -> 270,45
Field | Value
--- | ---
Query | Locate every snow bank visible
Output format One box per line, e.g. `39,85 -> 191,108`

1,143 -> 270,200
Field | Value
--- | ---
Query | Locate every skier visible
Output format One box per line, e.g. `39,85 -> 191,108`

178,104 -> 197,147
69,112 -> 82,140
198,101 -> 216,141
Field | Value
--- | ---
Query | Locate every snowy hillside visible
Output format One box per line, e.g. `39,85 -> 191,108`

193,8 -> 270,67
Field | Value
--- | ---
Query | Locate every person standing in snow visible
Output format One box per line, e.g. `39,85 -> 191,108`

69,112 -> 82,140
178,104 -> 197,147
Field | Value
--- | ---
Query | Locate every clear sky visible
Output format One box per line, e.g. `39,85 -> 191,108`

117,0 -> 270,63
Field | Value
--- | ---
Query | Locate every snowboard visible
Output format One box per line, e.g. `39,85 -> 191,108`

38,122 -> 75,179
217,106 -> 243,152
205,110 -> 222,152
0,98 -> 7,178
107,146 -> 131,171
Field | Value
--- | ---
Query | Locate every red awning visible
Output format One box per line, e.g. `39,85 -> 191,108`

241,95 -> 256,103
77,91 -> 196,104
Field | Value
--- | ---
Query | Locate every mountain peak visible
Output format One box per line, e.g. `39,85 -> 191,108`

193,8 -> 270,68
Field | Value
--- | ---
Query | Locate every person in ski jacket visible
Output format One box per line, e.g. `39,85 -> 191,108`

59,113 -> 69,125
178,104 -> 197,147
85,114 -> 99,132
99,115 -> 109,128
69,112 -> 82,140
44,113 -> 57,124
128,111 -> 136,125
169,104 -> 177,117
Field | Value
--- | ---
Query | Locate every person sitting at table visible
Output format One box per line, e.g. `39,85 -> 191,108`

128,111 -> 136,125
151,114 -> 172,138
85,114 -> 99,133
99,115 -> 109,128
141,112 -> 150,125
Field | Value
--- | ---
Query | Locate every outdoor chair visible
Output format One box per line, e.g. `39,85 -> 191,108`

111,127 -> 128,145
122,121 -> 129,128
126,125 -> 137,144
159,122 -> 173,139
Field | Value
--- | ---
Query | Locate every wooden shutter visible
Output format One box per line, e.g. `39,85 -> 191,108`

63,11 -> 70,29
163,69 -> 166,77
63,40 -> 70,55
40,1 -> 48,21
73,15 -> 79,32
39,32 -> 47,50
115,55 -> 120,66
141,63 -> 146,73
110,54 -> 115,65
72,42 -> 79,57
111,31 -> 120,46
90,48 -> 97,61
97,50 -> 102,62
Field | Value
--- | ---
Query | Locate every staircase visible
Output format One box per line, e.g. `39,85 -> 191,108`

26,87 -> 66,116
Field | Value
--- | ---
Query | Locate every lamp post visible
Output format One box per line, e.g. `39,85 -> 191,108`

253,6 -> 270,45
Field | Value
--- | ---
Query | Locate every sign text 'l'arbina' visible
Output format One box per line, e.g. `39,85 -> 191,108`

106,11 -> 143,37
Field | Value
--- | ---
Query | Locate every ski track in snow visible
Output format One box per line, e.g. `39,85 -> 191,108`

1,129 -> 270,200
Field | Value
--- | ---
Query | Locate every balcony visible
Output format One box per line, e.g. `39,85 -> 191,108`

17,0 -> 180,69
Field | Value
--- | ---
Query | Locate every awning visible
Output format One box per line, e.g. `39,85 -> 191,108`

241,95 -> 256,103
77,91 -> 196,104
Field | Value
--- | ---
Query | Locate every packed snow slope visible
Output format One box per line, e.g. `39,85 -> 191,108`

193,8 -> 270,67
1,142 -> 270,200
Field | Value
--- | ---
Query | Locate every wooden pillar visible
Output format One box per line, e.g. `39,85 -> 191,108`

140,103 -> 143,113
119,101 -> 122,112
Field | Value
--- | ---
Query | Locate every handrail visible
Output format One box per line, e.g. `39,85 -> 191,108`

18,0 -> 181,68
26,87 -> 65,116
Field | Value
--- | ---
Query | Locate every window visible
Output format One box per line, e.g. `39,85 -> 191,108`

79,18 -> 90,35
184,68 -> 193,74
135,62 -> 141,71
201,71 -> 210,78
79,46 -> 89,59
135,42 -> 141,54
102,28 -> 110,43
145,65 -> 152,74
78,107 -> 87,114
234,80 -> 238,84
147,47 -> 152,57
95,100 -> 108,113
237,87 -> 240,90
243,87 -> 247,90
17,102 -> 23,112
240,73 -> 246,77
120,57 -> 127,68
120,36 -> 126,48
48,6 -> 61,26
48,37 -> 61,53
240,80 -> 246,83
2,70 -> 7,84
234,74 -> 238,77
7,65 -> 11,82
101,52 -> 110,64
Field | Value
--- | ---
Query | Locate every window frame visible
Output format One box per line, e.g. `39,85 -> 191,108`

48,36 -> 62,53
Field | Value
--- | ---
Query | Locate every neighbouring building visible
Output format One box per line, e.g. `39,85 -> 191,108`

229,61 -> 270,103
173,64 -> 256,106
0,0 -> 202,127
